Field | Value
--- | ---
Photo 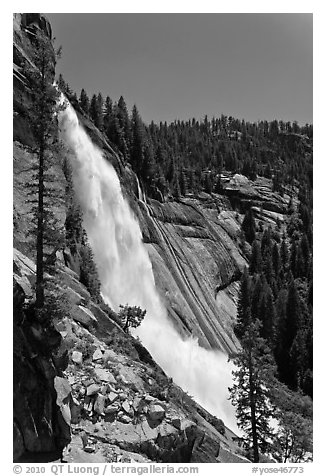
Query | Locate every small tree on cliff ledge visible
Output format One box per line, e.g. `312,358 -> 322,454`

23,30 -> 63,311
118,305 -> 146,333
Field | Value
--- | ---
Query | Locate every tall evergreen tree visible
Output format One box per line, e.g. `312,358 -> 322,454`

272,242 -> 280,278
279,275 -> 302,389
259,286 -> 276,345
79,88 -> 90,115
234,267 -> 252,338
103,95 -> 113,134
230,319 -> 277,462
250,239 -> 262,274
242,208 -> 256,244
130,105 -> 145,177
22,30 -> 63,311
97,92 -> 104,130
89,93 -> 99,126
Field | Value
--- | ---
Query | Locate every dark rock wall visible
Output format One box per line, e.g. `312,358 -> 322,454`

13,281 -> 70,461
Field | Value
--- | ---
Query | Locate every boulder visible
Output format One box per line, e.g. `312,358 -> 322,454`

121,401 -> 131,414
71,351 -> 83,365
118,374 -> 129,385
108,392 -> 119,404
116,363 -> 145,391
147,404 -> 165,421
94,394 -> 106,415
144,394 -> 156,403
92,348 -> 103,362
71,305 -> 97,329
171,417 -> 182,430
119,414 -> 132,424
64,287 -> 84,306
70,399 -> 82,425
94,422 -> 103,433
132,396 -> 143,411
86,384 -> 101,396
102,349 -> 119,364
94,368 -> 116,384
105,404 -> 119,415
60,402 -> 71,427
80,430 -> 88,448
54,377 -> 71,405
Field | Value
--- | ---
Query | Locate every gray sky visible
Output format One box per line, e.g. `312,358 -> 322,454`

47,13 -> 313,125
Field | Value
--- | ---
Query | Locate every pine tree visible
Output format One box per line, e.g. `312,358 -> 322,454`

241,208 -> 256,244
272,242 -> 280,277
251,274 -> 264,321
97,92 -> 104,130
142,137 -> 155,187
79,88 -> 90,115
230,319 -> 277,462
259,286 -> 276,345
117,95 -> 131,150
261,227 -> 272,256
103,95 -> 113,135
274,288 -> 288,376
270,384 -> 313,462
249,239 -> 262,274
130,105 -> 145,177
179,168 -> 188,196
89,94 -> 100,128
277,275 -> 302,389
22,30 -> 63,311
234,267 -> 252,339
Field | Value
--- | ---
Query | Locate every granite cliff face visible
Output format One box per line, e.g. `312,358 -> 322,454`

133,173 -> 289,354
13,13 -> 291,463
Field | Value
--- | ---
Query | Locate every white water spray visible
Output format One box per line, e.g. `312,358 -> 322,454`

59,103 -> 238,433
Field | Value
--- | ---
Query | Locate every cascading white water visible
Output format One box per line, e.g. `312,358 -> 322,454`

59,102 -> 238,433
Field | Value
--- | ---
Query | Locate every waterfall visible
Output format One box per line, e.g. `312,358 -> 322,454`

59,102 -> 238,433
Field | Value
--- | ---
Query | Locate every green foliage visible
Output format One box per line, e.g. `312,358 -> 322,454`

103,328 -> 139,359
64,80 -> 313,204
234,267 -> 252,339
270,384 -> 313,462
242,208 -> 256,244
63,157 -> 102,302
249,240 -> 262,274
79,242 -> 102,303
74,334 -> 96,361
117,304 -> 146,333
89,93 -> 104,130
79,88 -> 90,115
230,320 -> 277,462
22,29 -> 64,309
36,278 -> 72,325
232,211 -> 313,461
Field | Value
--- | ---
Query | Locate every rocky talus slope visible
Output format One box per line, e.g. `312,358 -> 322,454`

14,248 -> 248,463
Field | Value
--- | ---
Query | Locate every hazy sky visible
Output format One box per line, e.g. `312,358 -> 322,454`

46,13 -> 313,125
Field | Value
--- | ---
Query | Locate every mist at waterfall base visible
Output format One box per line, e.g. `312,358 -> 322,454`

59,103 -> 238,434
